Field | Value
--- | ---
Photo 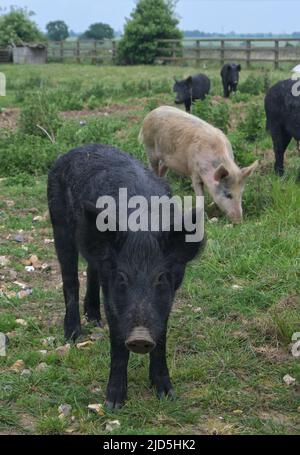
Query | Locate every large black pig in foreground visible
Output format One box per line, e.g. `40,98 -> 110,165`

48,144 -> 205,409
173,73 -> 210,112
265,79 -> 300,176
221,63 -> 241,98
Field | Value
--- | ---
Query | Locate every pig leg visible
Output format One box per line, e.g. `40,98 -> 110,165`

223,81 -> 230,98
192,174 -> 204,197
272,128 -> 291,176
184,99 -> 192,113
105,332 -> 130,409
159,163 -> 168,178
149,330 -> 175,400
148,153 -> 160,176
84,264 -> 102,326
53,225 -> 81,341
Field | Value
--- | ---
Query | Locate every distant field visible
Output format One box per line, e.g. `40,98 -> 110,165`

0,64 -> 299,435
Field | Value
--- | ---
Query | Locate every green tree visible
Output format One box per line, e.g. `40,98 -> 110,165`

117,0 -> 182,64
0,7 -> 44,46
46,20 -> 69,41
82,23 -> 114,40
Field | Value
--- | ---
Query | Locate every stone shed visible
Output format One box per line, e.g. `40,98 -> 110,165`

12,44 -> 47,64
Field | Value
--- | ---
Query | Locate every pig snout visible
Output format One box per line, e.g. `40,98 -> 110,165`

125,326 -> 156,354
228,209 -> 243,224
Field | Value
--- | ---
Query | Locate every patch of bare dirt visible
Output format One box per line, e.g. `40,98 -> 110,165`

276,294 -> 299,310
60,103 -> 138,120
252,345 -> 291,363
0,108 -> 20,130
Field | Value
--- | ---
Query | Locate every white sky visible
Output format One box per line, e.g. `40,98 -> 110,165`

0,0 -> 299,34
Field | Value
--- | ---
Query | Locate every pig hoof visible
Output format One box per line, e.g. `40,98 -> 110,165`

105,400 -> 124,411
151,377 -> 176,400
157,388 -> 177,401
64,324 -> 81,342
84,312 -> 103,327
89,318 -> 103,328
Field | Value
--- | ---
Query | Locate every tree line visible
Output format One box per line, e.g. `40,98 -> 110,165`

1,1 -> 299,65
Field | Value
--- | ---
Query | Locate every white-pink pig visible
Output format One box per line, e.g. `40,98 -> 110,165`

139,106 -> 258,224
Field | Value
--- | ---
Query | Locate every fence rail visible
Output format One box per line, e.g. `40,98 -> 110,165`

47,39 -> 116,64
156,38 -> 300,68
1,38 -> 300,67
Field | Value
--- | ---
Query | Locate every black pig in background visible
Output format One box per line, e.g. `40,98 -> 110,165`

221,63 -> 241,98
173,73 -> 210,112
265,78 -> 300,176
48,144 -> 205,409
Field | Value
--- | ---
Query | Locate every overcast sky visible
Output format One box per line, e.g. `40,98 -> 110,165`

0,0 -> 299,34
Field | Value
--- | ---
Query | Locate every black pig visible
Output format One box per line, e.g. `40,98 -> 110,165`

221,63 -> 241,98
265,78 -> 300,176
48,144 -> 205,409
173,73 -> 210,113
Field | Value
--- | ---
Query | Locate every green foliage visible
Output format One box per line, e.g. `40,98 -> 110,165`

82,22 -> 114,40
46,20 -> 69,41
239,73 -> 270,96
193,96 -> 230,133
19,90 -> 62,138
238,102 -> 266,142
0,7 -> 44,46
117,0 -> 182,64
227,131 -> 256,167
0,131 -> 59,176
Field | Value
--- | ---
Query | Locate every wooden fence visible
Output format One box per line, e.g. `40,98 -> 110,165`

156,38 -> 300,68
47,39 -> 117,64
0,48 -> 12,63
2,38 -> 300,67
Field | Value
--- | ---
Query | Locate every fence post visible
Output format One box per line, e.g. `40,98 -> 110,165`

274,40 -> 279,69
60,41 -> 64,62
221,40 -> 225,66
76,40 -> 81,64
92,40 -> 97,64
246,40 -> 251,69
196,40 -> 201,67
112,41 -> 116,64
172,41 -> 177,63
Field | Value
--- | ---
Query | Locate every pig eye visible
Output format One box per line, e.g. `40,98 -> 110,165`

224,191 -> 233,199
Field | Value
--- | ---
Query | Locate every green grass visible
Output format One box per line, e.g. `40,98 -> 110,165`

0,64 -> 300,435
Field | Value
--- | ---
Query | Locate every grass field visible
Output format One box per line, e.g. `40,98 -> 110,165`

0,64 -> 299,435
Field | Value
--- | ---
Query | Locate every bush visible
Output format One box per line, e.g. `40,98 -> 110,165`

193,96 -> 230,133
238,102 -> 266,142
0,7 -> 45,46
117,0 -> 182,65
0,132 -> 60,176
239,74 -> 269,96
19,90 -> 62,139
228,131 -> 257,168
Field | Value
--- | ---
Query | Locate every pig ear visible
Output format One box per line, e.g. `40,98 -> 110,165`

237,64 -> 241,71
166,208 -> 206,264
82,201 -> 100,217
214,164 -> 229,182
173,76 -> 178,82
82,201 -> 118,237
241,160 -> 259,179
186,76 -> 193,88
